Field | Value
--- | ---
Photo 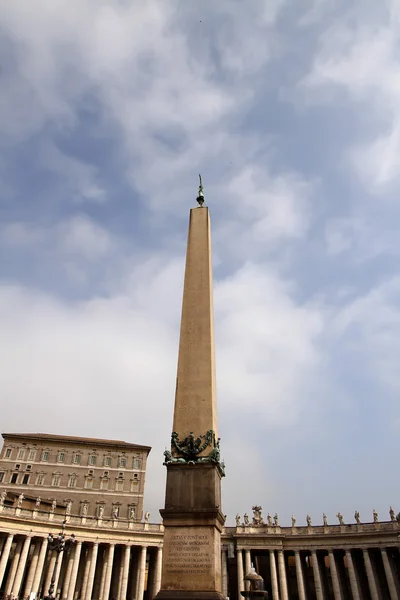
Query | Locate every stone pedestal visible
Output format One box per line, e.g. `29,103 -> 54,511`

156,463 -> 224,600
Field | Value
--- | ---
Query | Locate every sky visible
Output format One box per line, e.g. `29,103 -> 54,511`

0,0 -> 400,528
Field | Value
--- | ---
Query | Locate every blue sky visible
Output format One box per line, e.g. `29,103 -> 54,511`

1,0 -> 400,526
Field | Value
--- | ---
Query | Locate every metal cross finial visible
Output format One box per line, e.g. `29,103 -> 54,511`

197,173 -> 204,206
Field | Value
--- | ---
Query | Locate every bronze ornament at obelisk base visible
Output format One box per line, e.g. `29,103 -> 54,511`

155,181 -> 226,600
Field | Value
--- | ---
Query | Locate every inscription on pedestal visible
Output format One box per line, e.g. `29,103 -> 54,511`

165,533 -> 212,575
162,526 -> 220,591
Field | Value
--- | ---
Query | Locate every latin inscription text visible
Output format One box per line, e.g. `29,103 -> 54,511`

165,534 -> 212,575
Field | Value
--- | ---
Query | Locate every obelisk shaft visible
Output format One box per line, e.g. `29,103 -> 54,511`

173,207 -> 218,441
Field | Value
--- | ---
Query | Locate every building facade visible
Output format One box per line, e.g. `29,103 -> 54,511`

0,434 -> 151,521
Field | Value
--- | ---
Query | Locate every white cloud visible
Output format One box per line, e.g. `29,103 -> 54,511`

331,276 -> 400,396
216,263 -> 323,424
0,222 -> 46,248
59,216 -> 112,260
300,1 -> 400,191
0,216 -> 113,262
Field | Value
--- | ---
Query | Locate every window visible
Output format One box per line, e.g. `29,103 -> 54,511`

26,465 -> 32,471
36,473 -> 45,485
133,458 -> 141,469
5,448 -> 12,459
104,456 -> 111,467
88,469 -> 94,476
10,473 -> 18,484
17,449 -> 25,460
22,474 -> 30,485
103,470 -> 109,477
85,477 -> 93,489
28,449 -> 36,461
57,452 -> 65,463
51,474 -> 61,487
68,475 -> 77,488
133,473 -> 139,480
41,451 -> 49,462
130,476 -> 139,491
118,456 -> 127,468
73,453 -> 81,465
88,454 -> 97,466
118,472 -> 124,478
115,479 -> 124,492
0,473 -> 4,483
15,464 -> 20,471
100,478 -> 109,491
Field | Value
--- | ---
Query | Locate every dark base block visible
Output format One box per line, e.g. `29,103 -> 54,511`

154,590 -> 226,600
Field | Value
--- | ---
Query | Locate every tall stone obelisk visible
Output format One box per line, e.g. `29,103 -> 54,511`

156,177 -> 225,600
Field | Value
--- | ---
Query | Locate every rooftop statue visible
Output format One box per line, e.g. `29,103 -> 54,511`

252,505 -> 264,525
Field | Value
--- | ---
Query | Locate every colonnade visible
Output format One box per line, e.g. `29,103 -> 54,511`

229,545 -> 400,600
0,532 -> 162,600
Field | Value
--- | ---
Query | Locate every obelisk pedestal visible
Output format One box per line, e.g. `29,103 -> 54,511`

155,203 -> 225,600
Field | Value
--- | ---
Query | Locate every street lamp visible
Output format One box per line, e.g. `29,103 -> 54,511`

44,521 -> 76,600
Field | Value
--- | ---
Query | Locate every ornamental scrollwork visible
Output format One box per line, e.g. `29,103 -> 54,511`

163,430 -> 225,477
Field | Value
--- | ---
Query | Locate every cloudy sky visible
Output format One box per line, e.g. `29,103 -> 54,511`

1,0 -> 400,527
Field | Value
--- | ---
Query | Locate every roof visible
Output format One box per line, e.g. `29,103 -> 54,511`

2,433 -> 151,453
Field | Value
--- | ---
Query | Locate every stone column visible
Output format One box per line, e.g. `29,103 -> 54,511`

237,549 -> 244,597
93,547 -> 105,600
102,543 -> 115,600
54,550 -> 65,597
23,539 -> 41,597
0,533 -> 14,588
85,543 -> 99,600
221,549 -> 228,598
43,551 -> 57,597
67,541 -> 82,600
117,550 -> 125,599
244,549 -> 251,590
31,536 -> 48,596
294,550 -> 306,600
269,550 -> 279,600
311,550 -> 324,600
5,538 -> 23,596
137,545 -> 147,600
345,550 -> 360,600
277,550 -> 289,600
328,550 -> 343,600
363,549 -> 379,600
99,548 -> 108,600
62,547 -> 76,600
120,544 -> 131,600
152,547 -> 162,599
81,547 -> 92,600
381,548 -> 397,600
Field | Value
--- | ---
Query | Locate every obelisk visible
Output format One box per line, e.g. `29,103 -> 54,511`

156,177 -> 225,600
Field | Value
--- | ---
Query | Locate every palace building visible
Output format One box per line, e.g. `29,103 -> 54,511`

0,433 -> 150,521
